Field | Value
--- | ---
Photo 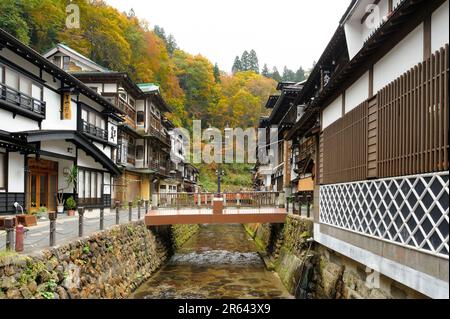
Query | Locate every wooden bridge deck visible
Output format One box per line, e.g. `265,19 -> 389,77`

145,207 -> 287,226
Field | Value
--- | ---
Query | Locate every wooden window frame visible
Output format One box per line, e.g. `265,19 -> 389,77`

0,151 -> 7,191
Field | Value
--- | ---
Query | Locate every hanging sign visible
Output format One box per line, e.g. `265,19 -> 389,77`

62,92 -> 72,120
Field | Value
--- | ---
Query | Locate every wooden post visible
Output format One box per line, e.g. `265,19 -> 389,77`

144,200 -> 149,214
138,201 -> 141,220
78,207 -> 84,238
4,218 -> 15,251
129,201 -> 133,222
48,212 -> 57,247
115,201 -> 120,225
100,207 -> 104,231
307,194 -> 312,218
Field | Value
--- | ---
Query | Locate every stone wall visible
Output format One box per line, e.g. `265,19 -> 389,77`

0,222 -> 198,299
245,215 -> 425,299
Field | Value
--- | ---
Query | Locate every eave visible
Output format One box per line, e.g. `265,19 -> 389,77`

20,130 -> 122,176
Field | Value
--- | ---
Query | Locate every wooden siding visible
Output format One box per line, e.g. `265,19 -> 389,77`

377,44 -> 449,177
320,45 -> 449,184
322,100 -> 368,184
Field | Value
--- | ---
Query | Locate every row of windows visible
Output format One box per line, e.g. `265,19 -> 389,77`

78,169 -> 103,199
81,107 -> 106,130
0,64 -> 43,101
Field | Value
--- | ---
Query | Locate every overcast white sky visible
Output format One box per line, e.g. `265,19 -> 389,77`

105,0 -> 351,73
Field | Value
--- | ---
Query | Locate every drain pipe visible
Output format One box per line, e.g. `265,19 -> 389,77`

294,237 -> 315,299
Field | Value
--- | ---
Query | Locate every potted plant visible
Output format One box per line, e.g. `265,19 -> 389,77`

66,196 -> 77,216
36,207 -> 48,220
17,211 -> 38,227
56,166 -> 78,214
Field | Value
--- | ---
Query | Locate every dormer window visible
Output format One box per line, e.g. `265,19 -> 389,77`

63,56 -> 70,71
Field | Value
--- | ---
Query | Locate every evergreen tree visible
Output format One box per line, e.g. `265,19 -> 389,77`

249,49 -> 259,73
241,50 -> 250,71
166,34 -> 178,56
270,67 -> 282,82
232,56 -> 242,74
153,25 -> 167,42
261,64 -> 270,77
282,66 -> 296,82
295,66 -> 306,82
213,63 -> 221,83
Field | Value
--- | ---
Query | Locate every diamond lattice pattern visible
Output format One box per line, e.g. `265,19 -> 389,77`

320,173 -> 449,258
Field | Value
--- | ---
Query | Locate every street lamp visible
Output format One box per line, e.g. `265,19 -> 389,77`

215,167 -> 225,196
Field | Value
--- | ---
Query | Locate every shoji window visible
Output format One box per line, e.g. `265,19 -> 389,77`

78,170 -> 85,199
5,68 -> 19,90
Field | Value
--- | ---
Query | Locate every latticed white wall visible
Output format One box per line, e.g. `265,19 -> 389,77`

320,172 -> 449,258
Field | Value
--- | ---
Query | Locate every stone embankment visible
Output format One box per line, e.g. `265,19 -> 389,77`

245,215 -> 415,299
0,222 -> 199,299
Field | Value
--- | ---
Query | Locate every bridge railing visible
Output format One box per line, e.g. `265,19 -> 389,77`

155,192 -> 215,208
152,192 -> 285,210
223,192 -> 283,208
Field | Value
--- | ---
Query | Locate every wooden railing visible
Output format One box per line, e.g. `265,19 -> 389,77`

102,93 -> 136,129
156,193 -> 215,208
321,45 -> 449,184
154,192 -> 283,209
0,82 -> 45,118
223,192 -> 282,208
81,120 -> 108,141
149,114 -> 171,145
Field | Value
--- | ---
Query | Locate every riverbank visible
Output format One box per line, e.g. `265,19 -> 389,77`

130,224 -> 292,299
244,215 -> 426,299
0,222 -> 198,299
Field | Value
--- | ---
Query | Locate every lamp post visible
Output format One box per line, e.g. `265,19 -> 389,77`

215,167 -> 225,197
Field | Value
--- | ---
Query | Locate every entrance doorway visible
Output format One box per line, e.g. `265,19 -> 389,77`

27,158 -> 58,213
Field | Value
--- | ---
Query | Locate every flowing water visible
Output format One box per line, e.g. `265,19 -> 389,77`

131,224 -> 293,299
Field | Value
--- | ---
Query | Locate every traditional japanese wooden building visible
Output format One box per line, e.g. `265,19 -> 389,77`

0,29 -> 122,215
310,0 -> 448,298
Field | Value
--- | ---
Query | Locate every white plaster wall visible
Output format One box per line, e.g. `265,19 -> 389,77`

57,159 -> 75,191
0,109 -> 39,132
373,23 -> 424,92
431,0 -> 449,53
103,83 -> 117,93
78,95 -> 103,113
93,142 -> 112,159
345,71 -> 369,113
8,152 -> 24,192
77,149 -> 104,170
0,49 -> 40,77
41,88 -> 77,130
40,140 -> 76,158
322,95 -> 342,130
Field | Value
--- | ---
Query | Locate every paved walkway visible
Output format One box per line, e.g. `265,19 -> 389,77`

0,208 -> 144,254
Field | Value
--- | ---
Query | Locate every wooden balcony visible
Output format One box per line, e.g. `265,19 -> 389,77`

81,120 -> 108,143
149,160 -> 170,176
148,114 -> 171,146
102,93 -> 136,129
0,82 -> 45,120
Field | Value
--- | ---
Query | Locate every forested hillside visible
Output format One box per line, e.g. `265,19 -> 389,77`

0,0 -> 305,191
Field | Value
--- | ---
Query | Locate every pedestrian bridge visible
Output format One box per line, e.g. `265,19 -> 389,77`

145,192 -> 287,226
